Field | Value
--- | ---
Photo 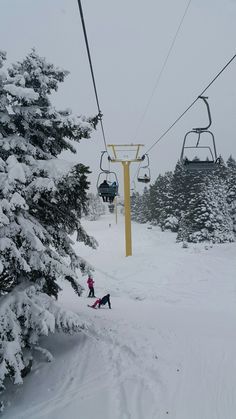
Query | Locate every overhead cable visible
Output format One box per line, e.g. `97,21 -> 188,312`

145,52 -> 236,154
132,0 -> 192,142
77,0 -> 108,151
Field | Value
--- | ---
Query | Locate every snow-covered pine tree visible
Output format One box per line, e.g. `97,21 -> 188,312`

85,193 -> 105,221
130,192 -> 141,221
148,177 -> 162,225
149,172 -> 176,230
0,49 -> 14,296
226,155 -> 236,233
137,186 -> 151,223
173,158 -> 217,236
0,50 -> 97,401
3,49 -> 98,293
131,187 -> 151,223
213,155 -> 228,182
171,160 -> 190,221
177,174 -> 234,243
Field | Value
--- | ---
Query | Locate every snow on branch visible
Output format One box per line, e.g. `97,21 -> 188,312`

4,84 -> 39,102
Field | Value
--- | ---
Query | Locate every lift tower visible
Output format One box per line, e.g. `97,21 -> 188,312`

107,144 -> 144,256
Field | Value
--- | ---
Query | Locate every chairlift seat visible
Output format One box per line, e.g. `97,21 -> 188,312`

184,160 -> 216,171
98,184 -> 118,197
137,176 -> 150,183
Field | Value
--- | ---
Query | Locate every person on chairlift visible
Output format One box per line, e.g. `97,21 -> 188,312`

99,179 -> 109,202
108,181 -> 117,203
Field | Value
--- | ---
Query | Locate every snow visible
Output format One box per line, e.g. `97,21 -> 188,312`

6,156 -> 27,184
37,158 -> 75,179
2,213 -> 236,418
4,84 -> 39,102
9,192 -> 28,210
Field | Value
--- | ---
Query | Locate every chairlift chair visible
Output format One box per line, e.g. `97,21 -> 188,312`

97,151 -> 119,201
180,96 -> 220,171
97,173 -> 118,200
137,154 -> 151,183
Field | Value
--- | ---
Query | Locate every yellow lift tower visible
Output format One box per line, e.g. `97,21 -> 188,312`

107,144 -> 144,257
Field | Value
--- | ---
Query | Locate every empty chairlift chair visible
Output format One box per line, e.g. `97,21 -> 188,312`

180,96 -> 220,171
137,154 -> 151,183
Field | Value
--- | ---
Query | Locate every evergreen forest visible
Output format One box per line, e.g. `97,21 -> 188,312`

131,157 -> 236,243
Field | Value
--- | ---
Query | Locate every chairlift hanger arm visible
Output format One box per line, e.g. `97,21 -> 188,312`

100,150 -> 110,173
140,153 -> 150,168
193,96 -> 212,132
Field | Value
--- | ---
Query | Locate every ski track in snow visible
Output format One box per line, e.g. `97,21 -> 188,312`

3,214 -> 236,419
88,322 -> 164,419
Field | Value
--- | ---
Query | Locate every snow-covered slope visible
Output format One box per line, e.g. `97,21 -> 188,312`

3,214 -> 236,419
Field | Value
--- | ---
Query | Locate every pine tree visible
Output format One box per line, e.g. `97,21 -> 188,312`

149,177 -> 162,225
0,50 -> 97,401
149,172 -> 176,230
227,155 -> 236,233
213,155 -> 228,182
0,50 -> 17,295
130,189 -> 150,223
173,158 -> 216,235
138,187 -> 151,223
177,176 -> 234,243
131,192 -> 141,221
171,160 -> 190,219
85,193 -> 105,220
2,50 -> 98,295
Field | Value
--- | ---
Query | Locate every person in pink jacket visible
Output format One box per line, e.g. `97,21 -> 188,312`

87,275 -> 95,298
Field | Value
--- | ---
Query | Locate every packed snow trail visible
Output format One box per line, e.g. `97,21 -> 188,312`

3,214 -> 236,419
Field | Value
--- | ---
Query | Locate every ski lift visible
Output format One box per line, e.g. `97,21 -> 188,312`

180,96 -> 220,171
137,154 -> 151,183
97,151 -> 119,202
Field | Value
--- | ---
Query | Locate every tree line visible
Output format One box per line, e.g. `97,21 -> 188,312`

131,157 -> 236,243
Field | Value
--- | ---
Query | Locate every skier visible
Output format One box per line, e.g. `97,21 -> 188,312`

87,274 -> 95,298
99,180 -> 109,202
89,294 -> 111,309
99,294 -> 111,308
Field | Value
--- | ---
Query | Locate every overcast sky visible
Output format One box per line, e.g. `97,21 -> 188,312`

1,0 -> 236,193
